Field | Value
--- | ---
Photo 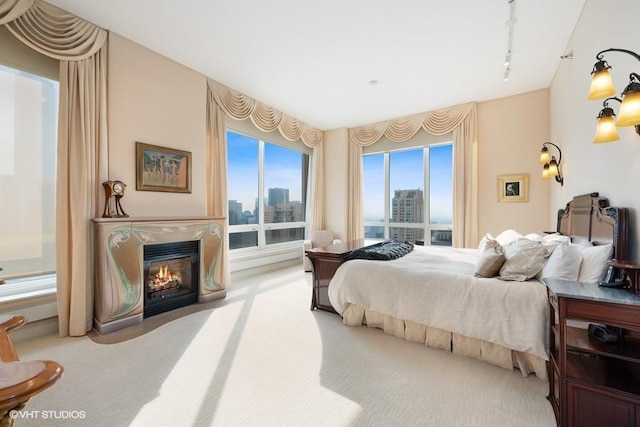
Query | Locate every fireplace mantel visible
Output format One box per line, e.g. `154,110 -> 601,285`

92,216 -> 226,334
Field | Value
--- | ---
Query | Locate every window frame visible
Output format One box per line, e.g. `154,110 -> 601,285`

226,124 -> 311,255
362,142 -> 454,245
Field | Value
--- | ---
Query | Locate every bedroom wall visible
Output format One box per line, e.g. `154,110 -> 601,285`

107,33 -> 208,216
477,89 -> 551,238
550,0 -> 640,260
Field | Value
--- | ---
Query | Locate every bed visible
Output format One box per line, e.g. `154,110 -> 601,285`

328,193 -> 629,379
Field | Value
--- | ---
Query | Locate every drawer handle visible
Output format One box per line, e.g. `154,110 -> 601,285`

549,295 -> 558,305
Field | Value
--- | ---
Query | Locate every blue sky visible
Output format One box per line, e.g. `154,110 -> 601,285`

227,131 -> 303,211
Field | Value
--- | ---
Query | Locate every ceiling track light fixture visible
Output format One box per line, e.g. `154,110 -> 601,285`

539,142 -> 563,186
588,48 -> 640,142
503,0 -> 516,82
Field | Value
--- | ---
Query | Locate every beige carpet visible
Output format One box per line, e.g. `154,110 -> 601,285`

14,263 -> 555,427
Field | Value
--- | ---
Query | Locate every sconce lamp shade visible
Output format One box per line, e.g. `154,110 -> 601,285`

548,158 -> 560,177
588,61 -> 616,100
616,81 -> 640,126
594,106 -> 620,143
539,147 -> 550,164
542,163 -> 550,179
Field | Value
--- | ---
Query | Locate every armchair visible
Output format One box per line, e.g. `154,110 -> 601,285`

303,230 -> 342,272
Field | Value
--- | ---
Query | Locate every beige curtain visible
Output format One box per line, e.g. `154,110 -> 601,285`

1,0 -> 109,336
205,81 -> 231,291
207,79 -> 326,230
348,102 -> 478,247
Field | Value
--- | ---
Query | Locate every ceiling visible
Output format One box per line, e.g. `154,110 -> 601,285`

46,0 -> 586,130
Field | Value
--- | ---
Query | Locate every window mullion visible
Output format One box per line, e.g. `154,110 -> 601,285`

424,146 -> 431,245
258,139 -> 265,249
384,152 -> 390,240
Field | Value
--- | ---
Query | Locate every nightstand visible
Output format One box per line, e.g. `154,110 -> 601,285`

545,278 -> 640,426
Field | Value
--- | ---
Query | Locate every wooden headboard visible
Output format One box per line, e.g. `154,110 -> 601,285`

556,192 -> 629,262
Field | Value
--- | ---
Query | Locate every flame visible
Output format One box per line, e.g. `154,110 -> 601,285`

149,264 -> 182,292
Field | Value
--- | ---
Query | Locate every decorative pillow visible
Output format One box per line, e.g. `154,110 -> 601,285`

540,242 -> 583,281
499,239 -> 550,281
495,229 -> 523,248
577,244 -> 613,283
478,233 -> 499,253
474,246 -> 506,278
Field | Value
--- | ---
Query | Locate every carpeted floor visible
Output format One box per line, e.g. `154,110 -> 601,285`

14,263 -> 556,427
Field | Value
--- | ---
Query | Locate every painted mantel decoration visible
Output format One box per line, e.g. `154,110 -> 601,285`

92,216 -> 226,334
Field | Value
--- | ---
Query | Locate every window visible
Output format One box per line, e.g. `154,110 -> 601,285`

0,64 -> 59,280
363,144 -> 453,246
227,129 -> 310,251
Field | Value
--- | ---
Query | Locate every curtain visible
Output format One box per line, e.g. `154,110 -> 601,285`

205,81 -> 230,291
1,0 -> 109,336
348,102 -> 478,248
207,79 -> 326,230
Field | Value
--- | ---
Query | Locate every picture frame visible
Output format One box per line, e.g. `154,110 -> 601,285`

498,174 -> 528,203
136,142 -> 192,193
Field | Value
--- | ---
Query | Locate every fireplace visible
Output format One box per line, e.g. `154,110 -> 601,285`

93,217 -> 226,334
143,240 -> 199,318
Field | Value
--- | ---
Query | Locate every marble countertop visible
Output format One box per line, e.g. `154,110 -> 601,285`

544,278 -> 640,306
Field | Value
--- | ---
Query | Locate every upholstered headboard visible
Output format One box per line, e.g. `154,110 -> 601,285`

556,192 -> 629,262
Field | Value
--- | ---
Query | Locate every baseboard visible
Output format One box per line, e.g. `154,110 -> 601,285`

10,316 -> 59,344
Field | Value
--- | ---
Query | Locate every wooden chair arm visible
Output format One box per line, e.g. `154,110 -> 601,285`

0,316 -> 26,363
0,361 -> 64,414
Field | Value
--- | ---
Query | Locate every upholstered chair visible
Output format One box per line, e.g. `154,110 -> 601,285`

303,230 -> 342,272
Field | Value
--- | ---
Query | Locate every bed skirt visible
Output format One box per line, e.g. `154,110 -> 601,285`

342,304 -> 548,380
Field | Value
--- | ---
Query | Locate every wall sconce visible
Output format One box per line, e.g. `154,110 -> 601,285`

588,48 -> 640,140
539,142 -> 563,186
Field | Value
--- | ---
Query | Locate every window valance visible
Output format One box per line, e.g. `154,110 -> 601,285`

349,102 -> 475,145
1,0 -> 106,60
208,79 -> 323,148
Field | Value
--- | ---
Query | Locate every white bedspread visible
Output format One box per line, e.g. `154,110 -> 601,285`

328,245 -> 549,360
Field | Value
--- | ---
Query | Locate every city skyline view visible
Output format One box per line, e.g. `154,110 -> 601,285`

363,144 -> 453,224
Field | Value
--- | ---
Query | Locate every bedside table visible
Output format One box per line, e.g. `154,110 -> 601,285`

305,239 -> 368,313
545,278 -> 640,427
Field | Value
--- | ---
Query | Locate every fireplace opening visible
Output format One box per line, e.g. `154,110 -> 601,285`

143,240 -> 199,318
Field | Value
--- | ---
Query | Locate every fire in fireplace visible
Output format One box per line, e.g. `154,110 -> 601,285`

143,240 -> 199,317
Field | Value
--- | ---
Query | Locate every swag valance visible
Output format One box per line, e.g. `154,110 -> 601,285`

208,79 -> 323,147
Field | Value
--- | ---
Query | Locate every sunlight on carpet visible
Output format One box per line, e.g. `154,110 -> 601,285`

14,264 -> 555,427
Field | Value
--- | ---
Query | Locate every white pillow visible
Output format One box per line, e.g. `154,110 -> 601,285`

495,229 -> 523,248
524,233 -> 543,242
540,242 -> 583,281
478,233 -> 499,253
499,239 -> 550,281
577,244 -> 613,283
542,233 -> 571,245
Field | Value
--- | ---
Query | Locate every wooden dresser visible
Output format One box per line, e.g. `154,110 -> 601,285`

545,278 -> 640,426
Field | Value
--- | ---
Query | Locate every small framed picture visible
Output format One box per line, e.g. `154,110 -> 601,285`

498,174 -> 528,203
136,142 -> 192,193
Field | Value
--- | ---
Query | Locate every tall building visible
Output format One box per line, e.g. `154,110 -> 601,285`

391,189 -> 424,243
228,200 -> 243,225
268,188 -> 289,206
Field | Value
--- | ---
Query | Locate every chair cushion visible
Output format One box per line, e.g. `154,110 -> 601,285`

311,230 -> 335,248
